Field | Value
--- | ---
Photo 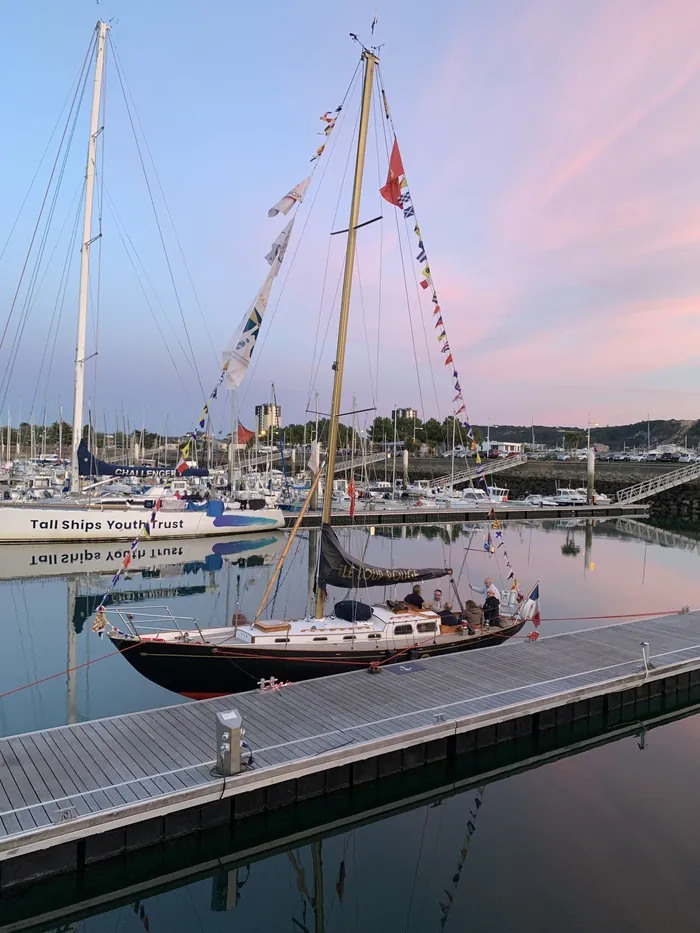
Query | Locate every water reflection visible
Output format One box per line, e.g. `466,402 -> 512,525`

8,698 -> 700,933
4,517 -> 700,737
3,517 -> 700,930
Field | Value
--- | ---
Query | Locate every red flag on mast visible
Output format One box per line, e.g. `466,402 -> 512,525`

380,138 -> 405,207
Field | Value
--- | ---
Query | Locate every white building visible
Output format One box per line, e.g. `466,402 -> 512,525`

478,440 -> 522,455
391,407 -> 418,421
255,403 -> 281,436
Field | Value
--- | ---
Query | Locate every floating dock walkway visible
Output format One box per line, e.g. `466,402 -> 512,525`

1,609 -> 700,889
298,501 -> 648,528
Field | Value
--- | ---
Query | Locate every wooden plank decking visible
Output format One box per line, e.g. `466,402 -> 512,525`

1,609 -> 699,861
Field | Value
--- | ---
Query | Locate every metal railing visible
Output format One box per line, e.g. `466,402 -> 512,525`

616,461 -> 700,504
425,454 -> 528,490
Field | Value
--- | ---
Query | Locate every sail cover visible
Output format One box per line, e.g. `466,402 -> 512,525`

77,439 -> 209,478
318,523 -> 450,589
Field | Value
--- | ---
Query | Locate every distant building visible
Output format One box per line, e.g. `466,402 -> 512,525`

255,403 -> 281,435
478,440 -> 522,455
391,407 -> 418,421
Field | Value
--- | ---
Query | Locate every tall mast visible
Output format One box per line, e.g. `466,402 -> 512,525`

70,20 -> 109,490
315,48 -> 377,616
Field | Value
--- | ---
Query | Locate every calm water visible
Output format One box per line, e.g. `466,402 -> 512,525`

3,516 -> 700,931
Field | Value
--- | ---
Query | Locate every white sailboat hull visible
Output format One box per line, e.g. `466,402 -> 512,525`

0,503 -> 285,542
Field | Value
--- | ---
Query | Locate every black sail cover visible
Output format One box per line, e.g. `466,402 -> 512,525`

318,523 -> 450,589
77,439 -> 209,478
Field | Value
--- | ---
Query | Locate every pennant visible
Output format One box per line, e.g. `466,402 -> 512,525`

444,354 -> 453,365
403,205 -> 415,218
433,305 -> 440,314
435,316 -> 443,327
111,571 -> 121,587
441,342 -> 450,352
455,404 -> 465,415
432,292 -> 439,304
399,190 -> 411,206
420,278 -> 430,289
417,242 -> 427,263
311,144 -> 326,161
142,523 -> 151,538
265,216 -> 295,273
438,332 -> 447,341
122,553 -> 131,570
176,455 -> 189,475
380,137 -> 405,206
268,176 -> 311,217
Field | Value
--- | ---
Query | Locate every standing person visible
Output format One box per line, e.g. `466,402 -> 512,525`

470,577 -> 501,625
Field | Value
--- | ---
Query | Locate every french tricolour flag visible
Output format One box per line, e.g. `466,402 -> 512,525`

528,582 -> 541,627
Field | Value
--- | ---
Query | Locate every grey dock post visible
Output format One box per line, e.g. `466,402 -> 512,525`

215,709 -> 243,776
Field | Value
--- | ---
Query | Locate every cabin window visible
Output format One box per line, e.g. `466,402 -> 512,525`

416,622 -> 436,633
367,633 -> 381,639
343,635 -> 356,641
394,624 -> 413,635
274,637 -> 289,643
313,636 -> 328,641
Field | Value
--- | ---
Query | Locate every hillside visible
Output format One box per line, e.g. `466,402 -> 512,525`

474,419 -> 700,450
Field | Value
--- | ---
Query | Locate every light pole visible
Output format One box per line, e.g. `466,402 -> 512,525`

587,419 -> 599,504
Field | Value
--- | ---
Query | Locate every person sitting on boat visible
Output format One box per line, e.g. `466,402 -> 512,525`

404,584 -> 424,610
427,588 -> 452,613
462,599 -> 484,634
470,577 -> 501,625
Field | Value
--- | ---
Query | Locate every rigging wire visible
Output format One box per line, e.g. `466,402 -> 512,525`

0,29 -> 95,369
31,183 -> 85,414
108,34 -> 206,398
0,40 -> 95,271
370,79 -> 385,408
239,58 -> 363,410
100,185 -> 190,395
304,68 -> 363,412
377,67 -> 443,422
108,35 -> 219,368
0,57 -> 94,416
373,78 -> 428,425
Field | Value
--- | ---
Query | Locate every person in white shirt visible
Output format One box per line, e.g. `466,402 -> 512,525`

470,577 -> 501,624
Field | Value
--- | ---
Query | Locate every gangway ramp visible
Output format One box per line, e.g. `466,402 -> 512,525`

426,454 -> 527,489
616,461 -> 700,505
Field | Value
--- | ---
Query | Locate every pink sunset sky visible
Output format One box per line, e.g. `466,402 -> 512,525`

1,0 -> 700,431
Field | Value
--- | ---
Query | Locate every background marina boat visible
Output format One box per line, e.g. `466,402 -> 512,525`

0,498 -> 284,542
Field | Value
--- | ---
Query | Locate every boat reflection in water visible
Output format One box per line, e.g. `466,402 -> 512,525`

0,532 -> 285,583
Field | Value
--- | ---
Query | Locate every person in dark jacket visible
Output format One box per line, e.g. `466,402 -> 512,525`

404,584 -> 424,609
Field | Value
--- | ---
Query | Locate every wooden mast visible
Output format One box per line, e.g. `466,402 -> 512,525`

315,48 -> 377,617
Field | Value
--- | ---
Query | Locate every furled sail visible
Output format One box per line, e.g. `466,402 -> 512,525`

317,523 -> 450,589
77,439 -> 209,478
